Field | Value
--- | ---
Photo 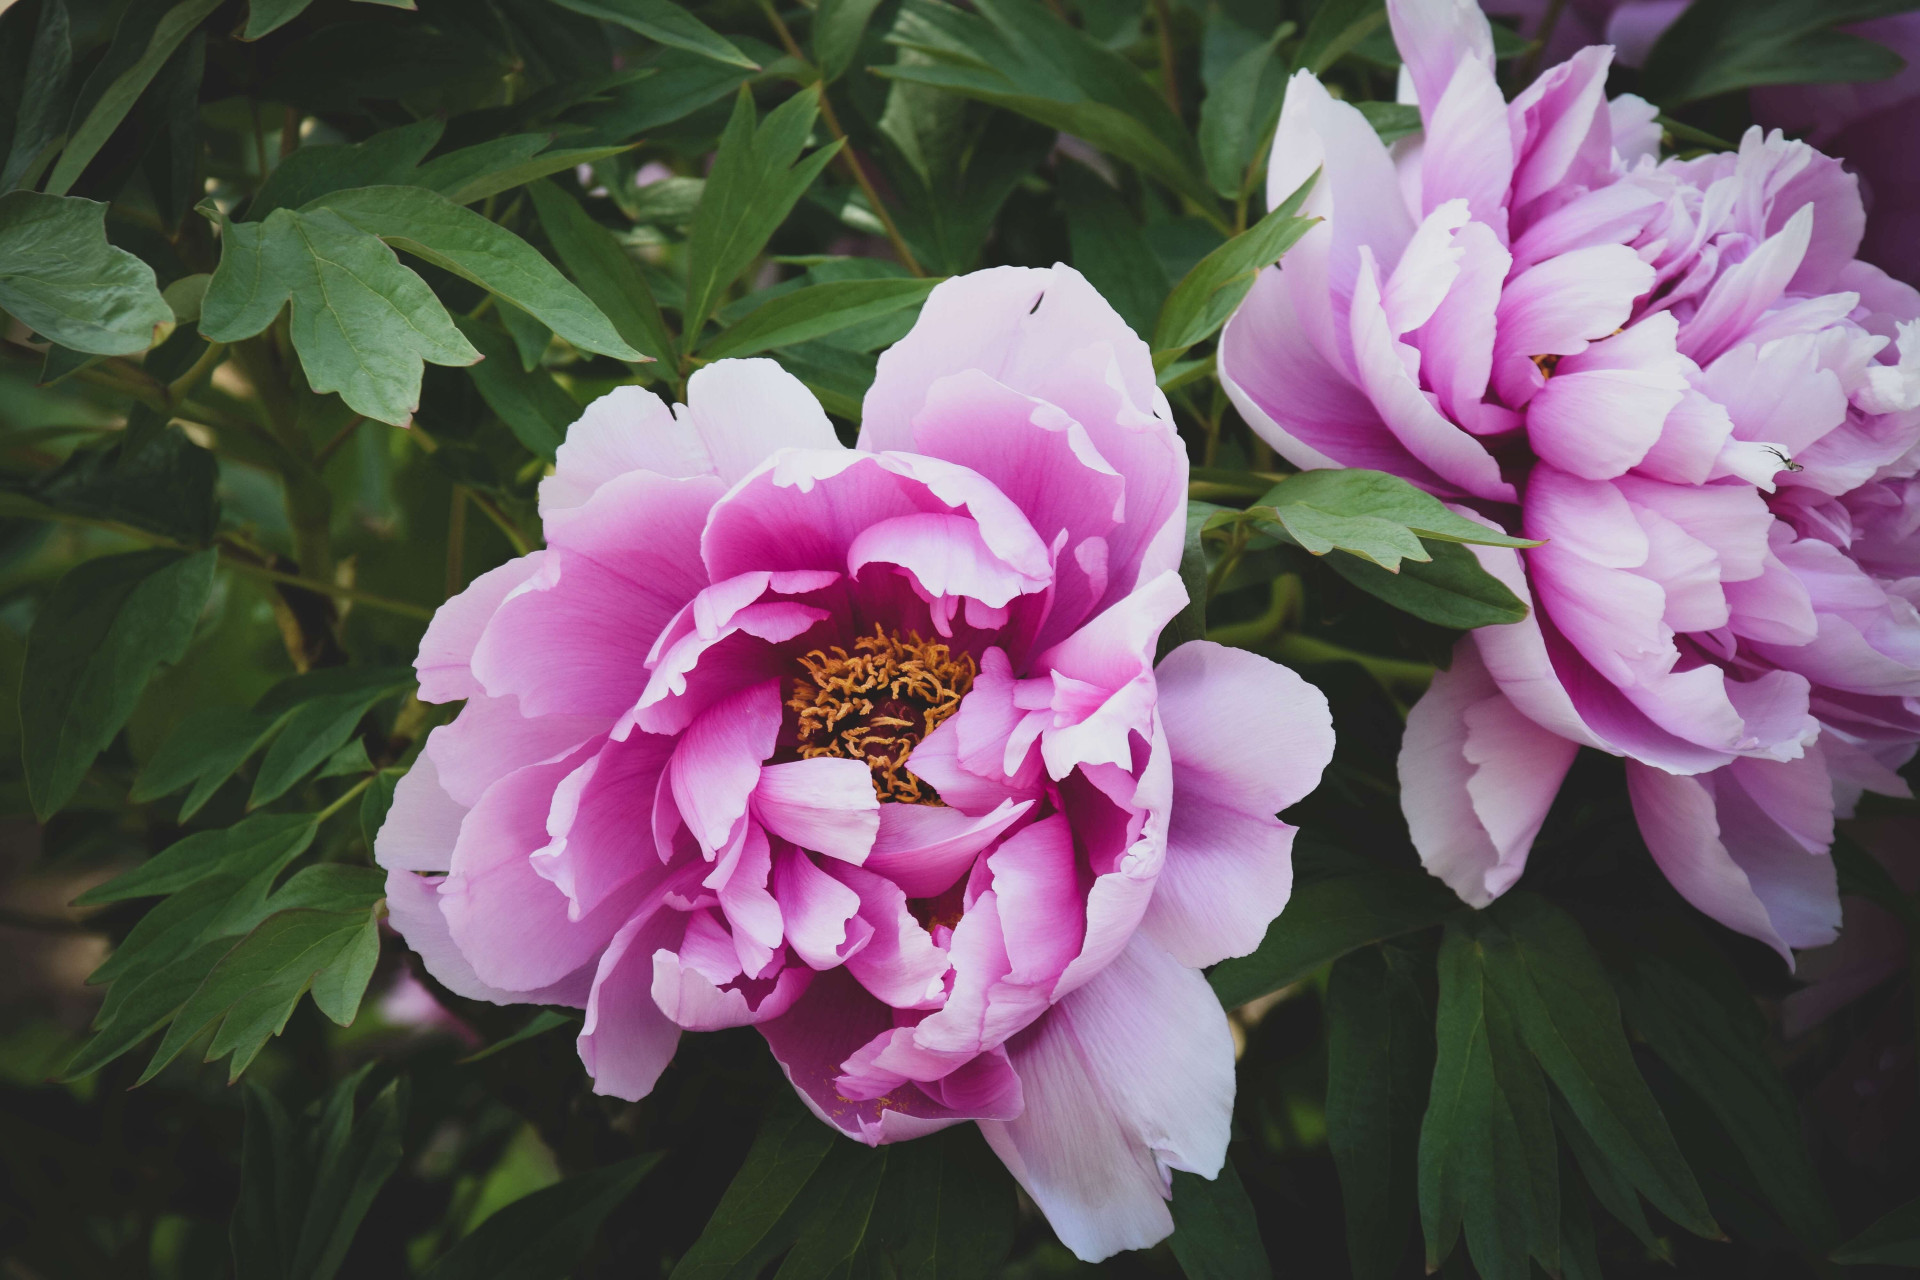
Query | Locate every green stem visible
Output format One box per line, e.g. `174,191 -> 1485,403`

316,771 -> 379,824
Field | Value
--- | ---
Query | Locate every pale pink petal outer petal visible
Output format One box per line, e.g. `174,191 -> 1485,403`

578,908 -> 685,1100
383,869 -> 593,1007
375,752 -> 467,873
1626,756 -> 1841,965
539,384 -> 712,516
680,358 -> 840,486
1399,640 -> 1579,907
1141,641 -> 1334,967
1386,0 -> 1495,117
416,555 -> 544,703
978,934 -> 1234,1263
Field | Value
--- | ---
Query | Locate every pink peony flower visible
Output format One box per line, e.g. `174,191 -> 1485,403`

1219,0 -> 1920,960
377,264 -> 1335,1260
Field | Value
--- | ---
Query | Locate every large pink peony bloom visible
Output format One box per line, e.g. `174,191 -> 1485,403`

1219,0 -> 1920,960
377,265 -> 1335,1260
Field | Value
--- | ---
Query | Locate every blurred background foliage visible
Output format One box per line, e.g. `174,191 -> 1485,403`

0,0 -> 1917,1277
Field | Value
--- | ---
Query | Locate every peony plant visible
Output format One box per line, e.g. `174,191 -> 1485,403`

1221,0 -> 1920,960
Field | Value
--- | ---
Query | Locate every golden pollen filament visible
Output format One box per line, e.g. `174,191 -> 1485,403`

1531,351 -> 1562,379
787,625 -> 978,805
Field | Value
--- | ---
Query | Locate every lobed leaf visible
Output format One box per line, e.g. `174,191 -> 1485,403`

0,191 -> 175,355
22,548 -> 217,818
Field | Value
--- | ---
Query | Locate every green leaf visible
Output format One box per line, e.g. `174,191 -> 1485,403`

2,0 -> 73,191
244,0 -> 417,40
248,118 -> 444,222
133,707 -> 274,817
1355,100 -> 1422,145
249,667 -> 413,808
360,771 -> 397,856
1604,920 -> 1836,1250
1326,946 -> 1431,1280
868,1124 -> 1017,1279
143,899 -> 384,1083
1418,919 -> 1558,1280
76,812 -> 320,907
684,88 -> 845,342
30,414 -> 219,544
1479,894 -> 1719,1242
1151,174 -> 1316,360
548,0 -> 759,69
1322,540 -> 1529,629
701,277 -> 939,361
457,1009 -> 578,1065
670,1104 -> 840,1280
316,737 -> 375,780
45,0 -> 222,196
1639,0 -> 1920,106
1198,23 -> 1287,198
232,1068 -> 409,1280
63,818 -> 319,1080
415,138 -> 635,207
497,302 -> 553,370
1208,867 -> 1460,1008
1058,158 -> 1170,341
22,548 -> 216,818
1833,1194 -> 1920,1266
1167,1161 -> 1271,1280
0,191 -> 174,355
816,0 -> 888,82
421,1153 -> 663,1280
200,205 -> 481,426
1292,0 -> 1386,74
454,314 -> 575,460
777,340 -> 879,419
1245,469 -> 1534,570
881,0 -> 1215,211
528,177 -> 676,364
313,185 -> 644,361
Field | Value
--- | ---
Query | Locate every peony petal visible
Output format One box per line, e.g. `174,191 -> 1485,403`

375,752 -> 468,873
773,847 -> 868,970
424,693 -> 608,808
753,757 -> 881,864
1399,640 -> 1579,907
539,384 -> 711,517
384,868 -> 592,1006
979,934 -> 1233,1263
1140,640 -> 1334,965
669,681 -> 783,855
680,358 -> 839,486
416,555 -> 544,703
578,908 -> 685,1101
532,729 -> 677,920
864,797 -> 1035,898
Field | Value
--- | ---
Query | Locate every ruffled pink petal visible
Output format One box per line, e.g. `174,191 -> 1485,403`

1140,640 -> 1334,966
1627,756 -> 1841,964
1387,0 -> 1495,120
375,752 -> 467,873
1492,244 -> 1654,406
1677,205 -> 1814,365
901,716 -> 1037,813
1507,46 -> 1615,213
423,693 -> 608,808
416,555 -> 544,703
1399,640 -> 1579,907
978,934 -> 1233,1263
651,915 -> 812,1029
1033,571 -> 1189,777
1419,63 -> 1514,237
760,968 -> 1022,1145
752,758 -> 881,865
848,511 -> 1048,611
863,797 -> 1035,898
538,384 -> 712,517
680,358 -> 840,485
669,681 -> 782,855
773,848 -> 869,970
1352,245 -> 1514,502
1525,315 -> 1689,480
578,908 -> 684,1101
987,816 -> 1085,989
440,747 -> 670,992
532,729 -> 677,920
827,860 -> 953,1009
383,868 -> 592,1006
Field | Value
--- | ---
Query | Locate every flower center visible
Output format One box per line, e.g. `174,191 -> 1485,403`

1531,352 -> 1562,379
787,625 -> 977,805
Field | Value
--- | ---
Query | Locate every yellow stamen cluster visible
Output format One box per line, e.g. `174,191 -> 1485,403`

788,625 -> 977,805
1531,351 -> 1562,379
